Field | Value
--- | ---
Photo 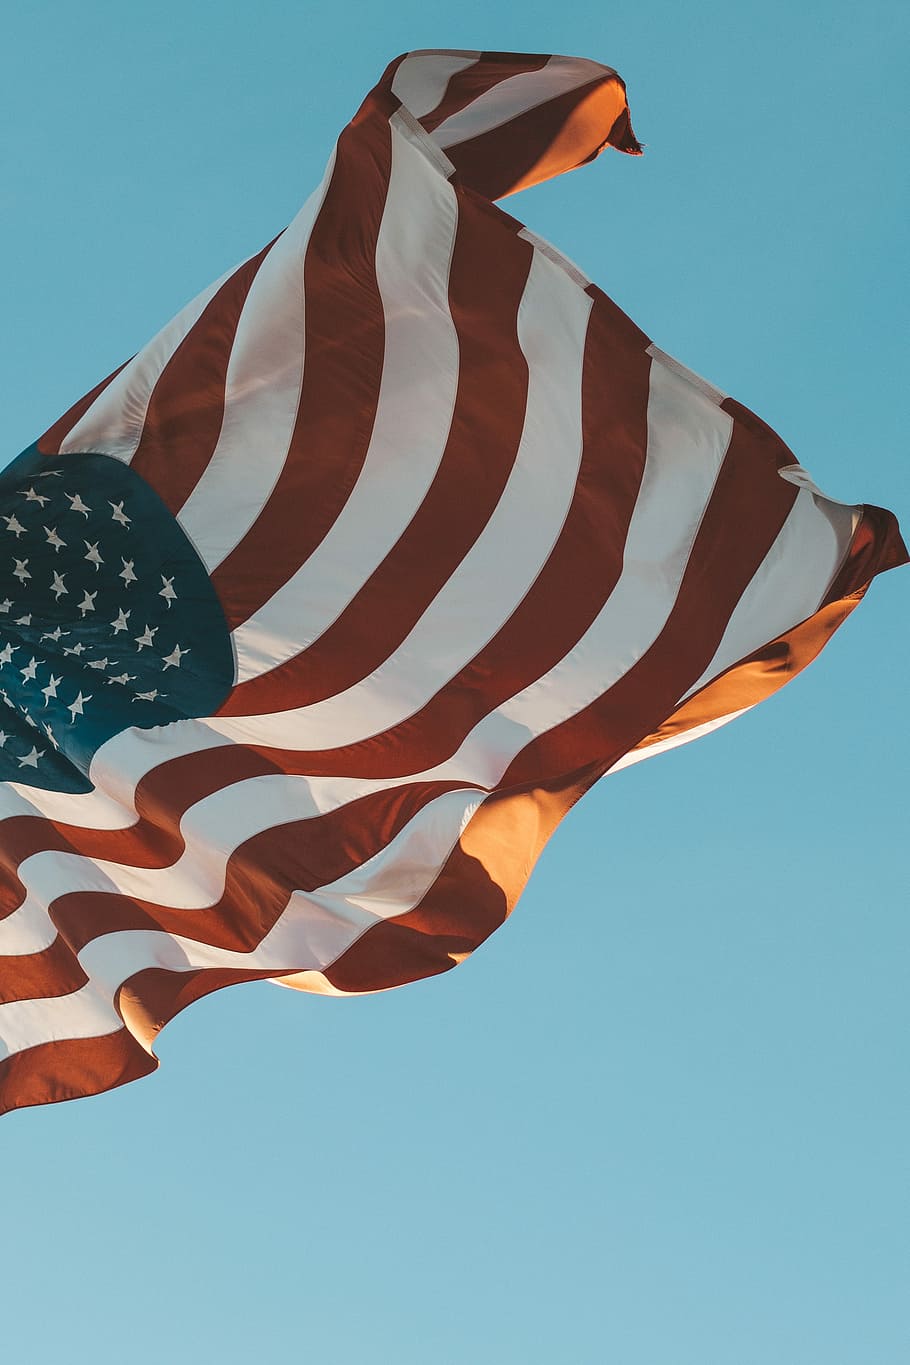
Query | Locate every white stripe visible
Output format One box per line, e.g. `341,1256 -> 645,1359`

682,486 -> 857,701
517,226 -> 590,290
0,787 -> 483,1060
58,268 -> 234,459
231,111 -> 460,684
0,891 -> 60,956
0,984 -> 124,1062
645,343 -> 726,405
228,246 -> 591,746
432,55 -> 614,150
391,51 -> 480,120
175,151 -> 336,571
607,707 -> 754,773
1,719 -> 232,829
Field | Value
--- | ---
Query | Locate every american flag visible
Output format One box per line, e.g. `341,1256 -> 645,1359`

0,50 -> 904,1114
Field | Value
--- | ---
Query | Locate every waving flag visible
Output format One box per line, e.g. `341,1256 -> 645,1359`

0,50 -> 904,1115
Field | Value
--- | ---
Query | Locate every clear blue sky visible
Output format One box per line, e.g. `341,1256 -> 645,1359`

2,3 -> 907,1362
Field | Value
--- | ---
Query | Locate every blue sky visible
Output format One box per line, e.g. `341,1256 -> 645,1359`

1,2 -> 907,1362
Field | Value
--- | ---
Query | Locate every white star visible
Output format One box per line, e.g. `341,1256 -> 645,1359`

86,656 -> 111,671
37,468 -> 62,478
13,614 -> 32,627
84,541 -> 104,571
111,608 -> 131,634
23,712 -> 37,729
41,674 -> 62,705
78,589 -> 98,617
159,575 -> 177,608
63,642 -> 88,657
40,626 -> 67,643
110,500 -> 131,527
50,571 -> 67,600
67,690 -> 91,721
65,492 -> 91,517
161,643 -> 190,670
120,558 -> 138,587
133,689 -> 163,703
17,746 -> 43,769
43,722 -> 58,748
0,599 -> 10,613
0,730 -> 7,747
2,514 -> 26,538
107,672 -> 137,687
20,657 -> 40,683
44,526 -> 66,553
19,486 -> 50,507
0,643 -> 17,666
12,559 -> 30,584
135,624 -> 158,651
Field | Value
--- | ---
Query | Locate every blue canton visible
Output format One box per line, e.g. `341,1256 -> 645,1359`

0,444 -> 233,792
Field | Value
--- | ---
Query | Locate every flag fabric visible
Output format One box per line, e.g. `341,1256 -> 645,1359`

0,50 -> 904,1115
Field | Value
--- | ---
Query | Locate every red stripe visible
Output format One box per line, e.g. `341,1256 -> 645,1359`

209,107 -> 393,627
219,191 -> 535,715
0,933 -> 88,1005
821,502 -> 908,603
0,1027 -> 154,1116
418,53 -> 551,133
447,75 -> 637,201
37,360 -> 131,456
720,397 -> 798,469
372,52 -> 411,100
0,962 -> 273,1114
373,51 -> 551,135
128,241 -> 278,514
